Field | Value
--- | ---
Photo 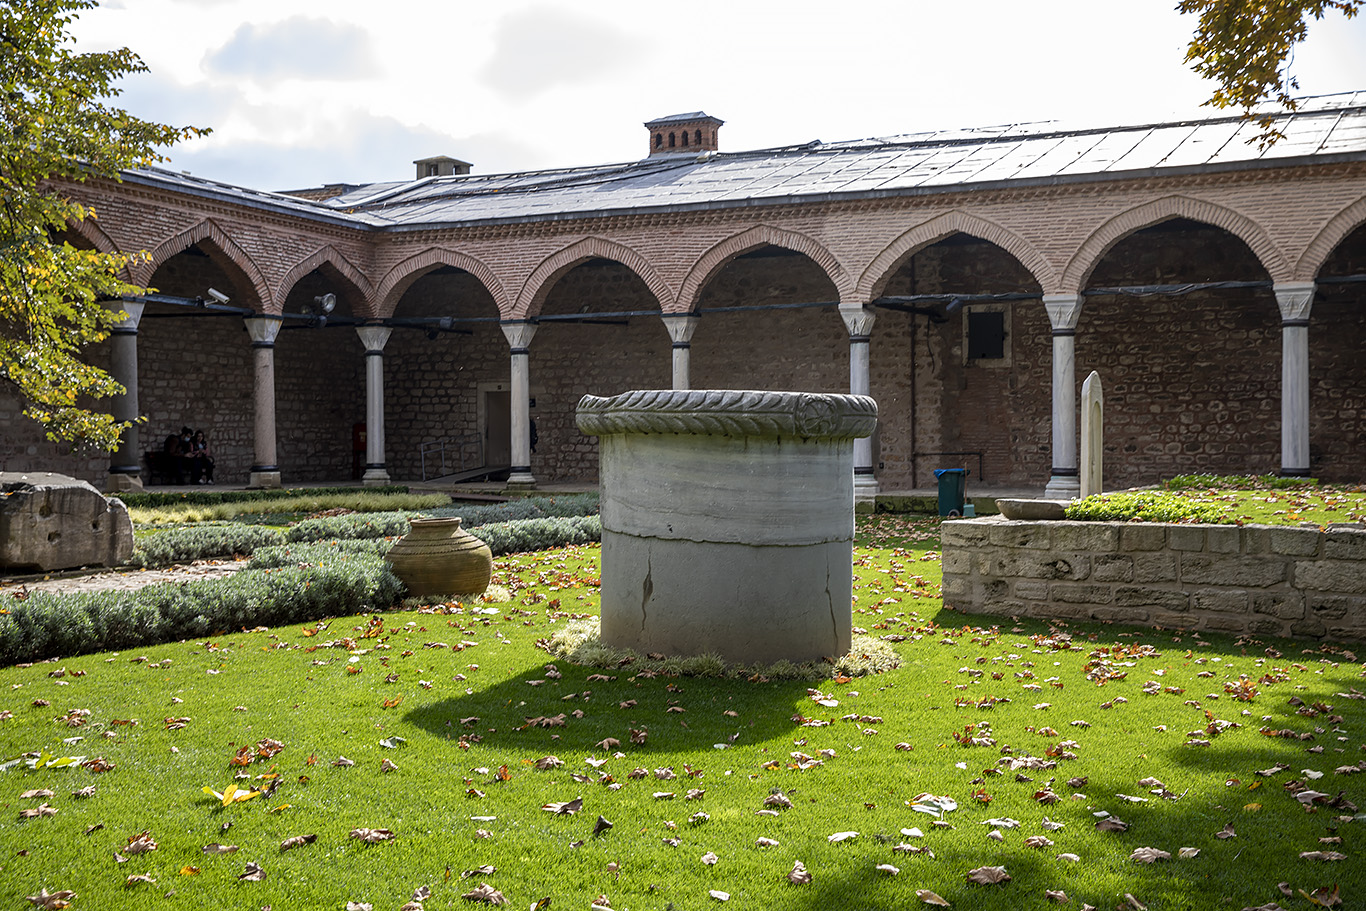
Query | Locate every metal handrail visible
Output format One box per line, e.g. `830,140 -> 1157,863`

420,433 -> 483,481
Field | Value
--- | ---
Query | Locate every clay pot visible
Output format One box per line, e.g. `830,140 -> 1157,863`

386,517 -> 492,598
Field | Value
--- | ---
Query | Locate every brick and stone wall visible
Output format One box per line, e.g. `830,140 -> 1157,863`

941,517 -> 1366,641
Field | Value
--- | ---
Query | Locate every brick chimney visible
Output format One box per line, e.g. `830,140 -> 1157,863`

645,112 -> 723,157
414,155 -> 472,179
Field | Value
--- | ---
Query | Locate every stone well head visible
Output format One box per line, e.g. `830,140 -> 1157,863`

577,389 -> 877,665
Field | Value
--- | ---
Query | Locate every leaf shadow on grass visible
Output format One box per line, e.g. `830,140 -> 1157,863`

402,659 -> 817,755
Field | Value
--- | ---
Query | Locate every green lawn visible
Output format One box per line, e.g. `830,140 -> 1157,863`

2,515 -> 1362,911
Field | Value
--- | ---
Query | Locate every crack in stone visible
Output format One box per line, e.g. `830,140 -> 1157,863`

641,552 -> 653,632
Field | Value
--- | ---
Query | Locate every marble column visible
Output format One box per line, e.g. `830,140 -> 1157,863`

839,305 -> 878,504
356,325 -> 393,486
106,300 -> 145,493
1043,293 -> 1083,498
1274,281 -> 1315,477
661,314 -> 700,390
501,320 -> 538,489
244,316 -> 283,489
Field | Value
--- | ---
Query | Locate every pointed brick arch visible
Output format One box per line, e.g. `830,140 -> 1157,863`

856,210 -> 1052,301
1059,195 -> 1288,293
678,225 -> 851,311
277,245 -> 375,315
137,218 -> 272,309
512,236 -> 672,319
61,216 -> 119,255
375,247 -> 509,318
1295,195 -> 1366,280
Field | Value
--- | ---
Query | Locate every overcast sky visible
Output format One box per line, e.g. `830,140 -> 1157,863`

71,0 -> 1366,192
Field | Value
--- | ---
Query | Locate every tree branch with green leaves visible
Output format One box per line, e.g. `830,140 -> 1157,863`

1,0 -> 208,449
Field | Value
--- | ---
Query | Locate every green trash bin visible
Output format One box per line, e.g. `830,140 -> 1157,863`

934,468 -> 969,517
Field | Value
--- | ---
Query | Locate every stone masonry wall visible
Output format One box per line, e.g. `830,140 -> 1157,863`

941,517 -> 1366,641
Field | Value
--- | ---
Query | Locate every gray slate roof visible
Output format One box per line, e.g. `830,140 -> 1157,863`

127,93 -> 1366,232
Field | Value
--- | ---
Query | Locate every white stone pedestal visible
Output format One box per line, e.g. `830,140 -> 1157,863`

578,389 -> 877,665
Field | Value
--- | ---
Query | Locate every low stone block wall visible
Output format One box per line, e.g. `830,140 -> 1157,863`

941,517 -> 1366,640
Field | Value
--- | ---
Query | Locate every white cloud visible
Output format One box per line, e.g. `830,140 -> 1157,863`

477,5 -> 643,100
202,16 -> 378,81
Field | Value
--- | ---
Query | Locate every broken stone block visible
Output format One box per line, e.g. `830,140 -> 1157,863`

0,472 -> 133,572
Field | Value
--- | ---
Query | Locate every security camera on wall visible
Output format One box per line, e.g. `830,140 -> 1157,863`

206,287 -> 230,304
313,293 -> 336,314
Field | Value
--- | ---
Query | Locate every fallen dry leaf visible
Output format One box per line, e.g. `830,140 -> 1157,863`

876,863 -> 900,875
461,882 -> 508,905
201,843 -> 239,854
1179,847 -> 1200,859
238,861 -> 265,881
701,851 -> 718,865
916,889 -> 950,906
124,831 -> 157,855
26,888 -> 77,909
19,803 -> 57,819
787,860 -> 812,885
20,789 -> 55,799
542,797 -> 583,815
279,834 -> 317,851
1130,847 -> 1171,863
124,873 -> 155,887
350,828 -> 395,843
1215,823 -> 1237,839
1045,890 -> 1069,904
1299,884 -> 1342,907
966,865 -> 1010,885
1299,851 -> 1348,861
1095,817 -> 1129,832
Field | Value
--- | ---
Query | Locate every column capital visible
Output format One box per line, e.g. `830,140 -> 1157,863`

1273,281 -> 1315,322
107,299 -> 145,332
356,325 -> 393,353
244,314 -> 284,345
1042,293 -> 1083,331
838,305 -> 876,339
500,319 -> 538,350
661,313 -> 700,346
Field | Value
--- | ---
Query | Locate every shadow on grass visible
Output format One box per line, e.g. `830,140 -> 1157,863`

403,657 -> 817,755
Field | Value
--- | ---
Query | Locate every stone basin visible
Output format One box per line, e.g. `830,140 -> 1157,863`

577,389 -> 877,665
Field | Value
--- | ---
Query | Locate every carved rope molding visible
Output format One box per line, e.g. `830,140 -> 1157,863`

576,389 -> 878,440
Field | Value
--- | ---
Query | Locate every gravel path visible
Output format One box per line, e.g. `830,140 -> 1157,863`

0,559 -> 252,597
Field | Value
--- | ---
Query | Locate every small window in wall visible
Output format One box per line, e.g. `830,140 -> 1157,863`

961,304 -> 1011,367
695,129 -> 703,145
655,133 -> 663,148
669,132 -> 676,148
681,131 -> 689,147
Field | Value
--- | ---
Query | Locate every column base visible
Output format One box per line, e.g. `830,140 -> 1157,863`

106,472 -> 144,494
249,470 -> 282,489
1280,467 -> 1312,478
1043,475 -> 1081,499
505,469 -> 537,491
362,467 -> 392,486
853,473 -> 879,511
